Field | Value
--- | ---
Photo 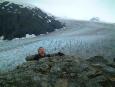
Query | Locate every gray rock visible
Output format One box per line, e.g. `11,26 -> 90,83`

86,56 -> 109,64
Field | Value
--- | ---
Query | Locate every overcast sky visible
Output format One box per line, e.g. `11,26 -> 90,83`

7,0 -> 115,22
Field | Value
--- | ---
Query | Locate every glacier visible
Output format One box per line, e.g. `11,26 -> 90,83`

0,20 -> 115,71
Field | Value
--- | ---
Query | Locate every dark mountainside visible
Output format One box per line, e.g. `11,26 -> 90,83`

0,56 -> 115,87
0,1 -> 64,40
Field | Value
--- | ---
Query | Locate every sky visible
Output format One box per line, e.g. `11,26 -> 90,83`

6,0 -> 115,23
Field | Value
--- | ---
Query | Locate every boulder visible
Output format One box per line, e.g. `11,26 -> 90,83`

86,56 -> 108,64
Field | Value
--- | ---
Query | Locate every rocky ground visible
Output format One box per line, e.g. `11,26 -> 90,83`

0,55 -> 115,87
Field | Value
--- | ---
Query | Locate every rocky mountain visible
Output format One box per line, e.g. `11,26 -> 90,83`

0,1 -> 64,40
90,17 -> 100,22
0,55 -> 115,87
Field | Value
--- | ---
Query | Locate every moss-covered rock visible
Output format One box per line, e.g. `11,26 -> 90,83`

0,56 -> 115,87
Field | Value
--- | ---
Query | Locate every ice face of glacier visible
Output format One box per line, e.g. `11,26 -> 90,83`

0,19 -> 115,71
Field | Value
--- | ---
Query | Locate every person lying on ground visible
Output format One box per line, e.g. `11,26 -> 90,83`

26,47 -> 65,61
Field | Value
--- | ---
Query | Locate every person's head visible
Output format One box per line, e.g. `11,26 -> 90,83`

38,47 -> 45,57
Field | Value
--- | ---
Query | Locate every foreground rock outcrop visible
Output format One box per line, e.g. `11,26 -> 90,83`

0,56 -> 115,87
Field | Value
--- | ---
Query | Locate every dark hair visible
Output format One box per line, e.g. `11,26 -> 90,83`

38,47 -> 44,50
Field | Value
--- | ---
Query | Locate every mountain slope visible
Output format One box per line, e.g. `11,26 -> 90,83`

0,1 -> 64,40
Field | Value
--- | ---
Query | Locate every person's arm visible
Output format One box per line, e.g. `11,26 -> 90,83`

25,54 -> 37,61
47,52 -> 65,57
